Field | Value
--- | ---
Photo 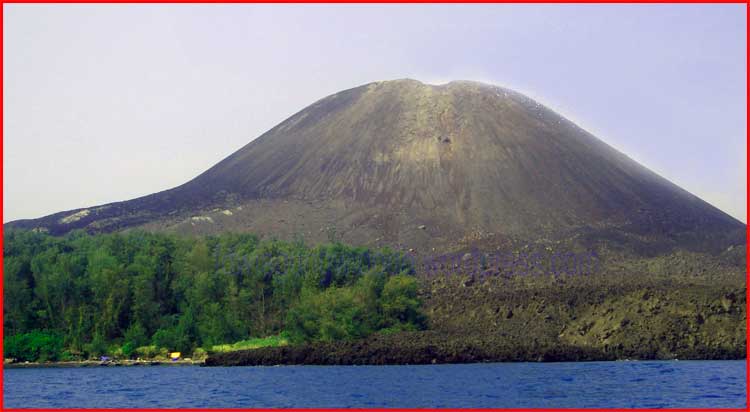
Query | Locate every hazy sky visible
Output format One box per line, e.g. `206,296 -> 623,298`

3,4 -> 746,223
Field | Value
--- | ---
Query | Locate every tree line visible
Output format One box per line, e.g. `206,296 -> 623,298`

3,230 -> 424,362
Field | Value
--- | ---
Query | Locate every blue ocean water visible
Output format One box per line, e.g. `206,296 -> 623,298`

4,360 -> 746,408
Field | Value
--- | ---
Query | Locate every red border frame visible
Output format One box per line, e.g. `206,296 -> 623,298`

0,2 -> 747,412
0,1 -> 746,3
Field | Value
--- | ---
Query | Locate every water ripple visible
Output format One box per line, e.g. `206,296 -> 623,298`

4,360 -> 746,408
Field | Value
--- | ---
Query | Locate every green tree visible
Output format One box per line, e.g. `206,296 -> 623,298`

3,230 -> 423,361
380,274 -> 425,330
4,330 -> 64,362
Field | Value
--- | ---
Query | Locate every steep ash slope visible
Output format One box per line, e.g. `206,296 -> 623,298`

7,79 -> 742,253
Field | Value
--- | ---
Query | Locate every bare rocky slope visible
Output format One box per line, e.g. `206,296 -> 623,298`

6,79 -> 743,256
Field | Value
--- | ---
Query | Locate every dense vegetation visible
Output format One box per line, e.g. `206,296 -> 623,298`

3,230 -> 424,362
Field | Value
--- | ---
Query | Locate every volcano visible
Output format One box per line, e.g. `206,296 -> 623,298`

7,79 -> 743,253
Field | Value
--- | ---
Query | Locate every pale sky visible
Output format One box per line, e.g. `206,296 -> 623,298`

3,4 -> 747,223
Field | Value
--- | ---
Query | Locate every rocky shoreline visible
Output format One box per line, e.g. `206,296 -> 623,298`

4,359 -> 204,368
205,331 -> 745,366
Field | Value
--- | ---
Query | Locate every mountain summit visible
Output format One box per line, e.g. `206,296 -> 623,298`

8,79 -> 742,253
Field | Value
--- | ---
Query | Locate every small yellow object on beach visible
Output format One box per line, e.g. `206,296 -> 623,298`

170,352 -> 181,360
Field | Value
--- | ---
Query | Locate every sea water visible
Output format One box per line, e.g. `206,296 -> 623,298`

4,360 -> 746,408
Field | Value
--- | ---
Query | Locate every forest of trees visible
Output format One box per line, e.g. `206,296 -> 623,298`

3,230 -> 425,362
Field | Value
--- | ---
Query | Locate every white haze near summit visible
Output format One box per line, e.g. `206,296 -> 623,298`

3,4 -> 746,222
